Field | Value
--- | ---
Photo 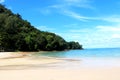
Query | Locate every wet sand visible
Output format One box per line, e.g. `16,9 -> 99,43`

0,52 -> 120,80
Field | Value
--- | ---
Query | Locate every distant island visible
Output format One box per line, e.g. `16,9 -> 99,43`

0,4 -> 83,52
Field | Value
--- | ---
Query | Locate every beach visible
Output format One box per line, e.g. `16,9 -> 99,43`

0,67 -> 120,80
0,52 -> 120,80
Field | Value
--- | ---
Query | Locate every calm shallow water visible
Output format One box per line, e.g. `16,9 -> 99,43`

34,48 -> 120,68
35,48 -> 120,59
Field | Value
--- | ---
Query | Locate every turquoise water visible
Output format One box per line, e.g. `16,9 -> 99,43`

36,48 -> 120,59
34,48 -> 120,68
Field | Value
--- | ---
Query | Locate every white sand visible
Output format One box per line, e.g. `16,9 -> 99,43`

0,67 -> 120,80
0,52 -> 120,80
0,52 -> 62,68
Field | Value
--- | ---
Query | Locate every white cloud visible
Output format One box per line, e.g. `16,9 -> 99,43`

63,10 -> 90,21
61,12 -> 120,22
39,0 -> 120,23
72,15 -> 120,23
42,0 -> 120,23
61,10 -> 120,22
0,0 -> 5,3
46,0 -> 94,21
64,14 -> 120,22
96,25 -> 120,32
99,15 -> 120,23
50,0 -> 93,9
63,0 -> 93,9
58,23 -> 120,48
55,8 -> 120,22
112,34 -> 120,39
60,11 -> 120,22
37,0 -> 120,48
102,17 -> 120,23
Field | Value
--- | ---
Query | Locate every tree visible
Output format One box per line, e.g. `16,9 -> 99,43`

0,4 -> 83,51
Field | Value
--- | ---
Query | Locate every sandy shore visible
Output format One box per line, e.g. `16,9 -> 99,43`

0,52 -> 120,80
0,67 -> 120,80
0,52 -> 63,69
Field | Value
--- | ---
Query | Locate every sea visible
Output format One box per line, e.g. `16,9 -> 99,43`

34,48 -> 120,68
35,48 -> 120,58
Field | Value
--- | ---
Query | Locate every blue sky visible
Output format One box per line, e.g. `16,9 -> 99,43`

1,0 -> 120,48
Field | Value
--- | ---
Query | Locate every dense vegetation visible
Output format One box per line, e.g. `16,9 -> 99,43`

0,4 -> 83,51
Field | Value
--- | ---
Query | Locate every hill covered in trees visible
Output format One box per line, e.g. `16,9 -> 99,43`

0,4 -> 83,51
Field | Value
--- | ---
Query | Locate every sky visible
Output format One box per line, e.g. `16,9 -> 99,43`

1,0 -> 120,48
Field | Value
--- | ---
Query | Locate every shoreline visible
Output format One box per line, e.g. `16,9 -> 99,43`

0,52 -> 120,80
0,52 -> 120,68
0,52 -> 64,69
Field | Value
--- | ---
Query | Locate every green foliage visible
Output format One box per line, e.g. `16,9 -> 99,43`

0,4 -> 83,51
67,41 -> 83,49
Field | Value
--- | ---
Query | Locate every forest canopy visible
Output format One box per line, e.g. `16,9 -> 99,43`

0,4 -> 83,51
